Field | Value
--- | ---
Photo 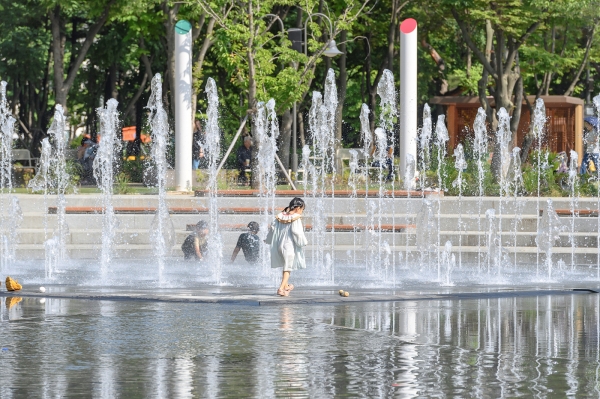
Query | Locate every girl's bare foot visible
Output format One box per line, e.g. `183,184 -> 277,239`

276,288 -> 288,297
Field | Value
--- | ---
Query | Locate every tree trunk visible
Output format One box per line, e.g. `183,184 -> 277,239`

49,2 -> 113,108
162,1 -> 180,117
191,17 -> 216,120
247,0 -> 260,189
563,25 -> 596,96
298,110 -> 306,147
335,30 -> 347,145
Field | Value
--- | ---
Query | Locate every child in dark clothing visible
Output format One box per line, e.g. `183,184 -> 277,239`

182,220 -> 209,260
230,221 -> 260,264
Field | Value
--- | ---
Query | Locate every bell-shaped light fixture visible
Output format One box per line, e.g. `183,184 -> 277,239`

323,39 -> 343,57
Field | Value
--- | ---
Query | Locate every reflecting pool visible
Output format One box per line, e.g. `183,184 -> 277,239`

1,293 -> 599,397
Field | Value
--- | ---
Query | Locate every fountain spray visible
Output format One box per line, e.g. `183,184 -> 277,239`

47,104 -> 70,261
594,94 -> 600,279
495,108 -> 512,277
485,209 -> 500,275
323,69 -> 338,283
94,98 -> 121,277
146,74 -> 175,285
348,149 -> 359,267
473,108 -> 488,273
0,81 -> 21,272
536,199 -> 564,280
415,198 -> 437,272
510,147 -> 524,268
360,103 -> 371,195
28,138 -> 54,277
204,77 -> 223,283
441,241 -> 455,287
0,81 -> 14,191
308,90 -> 325,274
254,100 -> 278,274
419,104 -> 432,191
452,144 -> 467,268
435,115 -> 449,280
532,99 -> 547,276
567,150 -> 579,270
377,69 -> 397,280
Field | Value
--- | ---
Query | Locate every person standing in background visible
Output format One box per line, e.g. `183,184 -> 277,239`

237,135 -> 253,184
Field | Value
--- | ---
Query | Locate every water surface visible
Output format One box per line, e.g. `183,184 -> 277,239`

1,293 -> 599,398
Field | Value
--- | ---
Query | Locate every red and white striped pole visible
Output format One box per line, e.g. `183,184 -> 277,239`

399,18 -> 418,185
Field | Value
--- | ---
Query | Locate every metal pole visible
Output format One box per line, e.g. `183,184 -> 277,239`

399,18 -> 418,186
215,116 -> 248,175
292,101 -> 298,174
174,20 -> 193,191
275,153 -> 298,190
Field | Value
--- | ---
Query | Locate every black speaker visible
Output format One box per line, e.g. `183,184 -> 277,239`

288,28 -> 303,53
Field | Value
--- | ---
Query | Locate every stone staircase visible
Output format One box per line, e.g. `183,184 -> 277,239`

5,194 -> 599,265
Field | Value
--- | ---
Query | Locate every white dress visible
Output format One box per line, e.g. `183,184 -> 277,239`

265,212 -> 308,271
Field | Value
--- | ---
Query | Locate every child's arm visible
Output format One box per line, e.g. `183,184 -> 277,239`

231,246 -> 241,262
291,219 -> 308,247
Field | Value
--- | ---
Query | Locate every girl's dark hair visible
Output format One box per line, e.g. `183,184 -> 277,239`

196,220 -> 208,230
283,197 -> 305,213
247,221 -> 259,232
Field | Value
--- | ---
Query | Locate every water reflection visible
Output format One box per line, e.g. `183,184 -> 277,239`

0,294 -> 598,397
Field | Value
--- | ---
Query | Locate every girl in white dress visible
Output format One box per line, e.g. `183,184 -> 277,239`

265,197 -> 308,296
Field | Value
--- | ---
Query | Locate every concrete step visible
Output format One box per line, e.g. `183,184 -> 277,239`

13,227 -> 600,248
16,211 -> 600,233
14,242 -> 600,263
7,193 -> 600,215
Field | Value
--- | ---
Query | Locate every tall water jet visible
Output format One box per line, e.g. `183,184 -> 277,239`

307,69 -> 337,282
434,115 -> 449,279
452,144 -> 467,268
495,108 -> 512,277
419,104 -> 433,191
308,90 -> 326,274
473,108 -> 488,272
29,138 -> 54,278
28,138 -> 52,239
510,147 -> 524,268
536,199 -> 564,280
93,99 -> 121,277
0,197 -> 22,271
532,99 -> 547,275
485,209 -> 500,275
567,150 -> 579,269
415,198 -> 437,273
371,127 -> 388,270
441,241 -> 455,287
360,103 -> 371,194
254,100 -> 279,271
0,81 -> 20,272
0,81 -> 14,191
348,149 -> 359,266
300,145 -> 313,194
322,69 -> 337,282
204,77 -> 223,282
44,237 -> 59,280
594,94 -> 600,279
146,74 -> 175,284
377,69 -> 397,272
47,104 -> 70,261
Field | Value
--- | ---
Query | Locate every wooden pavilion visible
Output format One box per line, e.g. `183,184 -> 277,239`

428,96 -> 584,165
